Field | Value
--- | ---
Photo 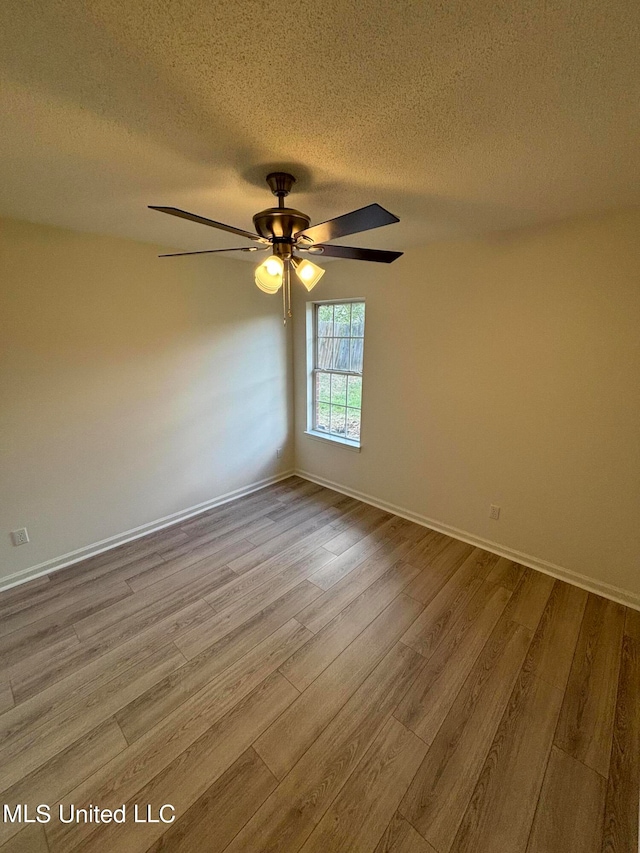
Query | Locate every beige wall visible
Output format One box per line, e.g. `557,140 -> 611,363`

293,209 -> 640,604
0,217 -> 293,586
2,210 -> 639,603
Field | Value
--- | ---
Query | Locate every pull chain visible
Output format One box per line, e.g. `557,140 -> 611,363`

282,259 -> 292,324
282,262 -> 287,325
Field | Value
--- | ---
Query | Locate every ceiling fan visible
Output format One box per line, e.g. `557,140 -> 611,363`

149,172 -> 402,320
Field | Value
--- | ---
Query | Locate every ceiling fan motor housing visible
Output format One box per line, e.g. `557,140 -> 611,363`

252,207 -> 311,243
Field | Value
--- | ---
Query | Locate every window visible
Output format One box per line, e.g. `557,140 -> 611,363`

310,301 -> 365,446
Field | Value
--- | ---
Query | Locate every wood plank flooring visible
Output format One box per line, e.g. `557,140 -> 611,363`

0,476 -> 638,853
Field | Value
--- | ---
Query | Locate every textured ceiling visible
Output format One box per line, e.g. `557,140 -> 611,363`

0,0 -> 639,254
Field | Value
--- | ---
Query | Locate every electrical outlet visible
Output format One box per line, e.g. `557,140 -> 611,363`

276,448 -> 283,458
10,528 -> 29,546
489,505 -> 500,521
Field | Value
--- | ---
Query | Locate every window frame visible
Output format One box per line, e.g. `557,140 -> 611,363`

305,298 -> 365,451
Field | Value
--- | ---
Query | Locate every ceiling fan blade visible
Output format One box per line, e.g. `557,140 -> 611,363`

149,206 -> 266,242
158,247 -> 268,258
294,203 -> 399,245
307,244 -> 403,263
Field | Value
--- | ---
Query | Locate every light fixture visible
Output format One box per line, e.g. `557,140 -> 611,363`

291,257 -> 325,291
254,255 -> 325,322
254,255 -> 283,293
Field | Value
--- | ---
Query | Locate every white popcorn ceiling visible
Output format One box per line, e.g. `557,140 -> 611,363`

0,0 -> 638,254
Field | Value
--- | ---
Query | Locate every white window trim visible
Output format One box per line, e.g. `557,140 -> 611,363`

304,298 -> 364,451
304,429 -> 362,451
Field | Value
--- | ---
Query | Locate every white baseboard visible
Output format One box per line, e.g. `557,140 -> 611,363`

6,466 -> 639,612
0,470 -> 294,593
296,469 -> 640,612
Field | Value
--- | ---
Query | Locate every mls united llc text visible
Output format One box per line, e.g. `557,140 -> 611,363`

3,804 -> 176,825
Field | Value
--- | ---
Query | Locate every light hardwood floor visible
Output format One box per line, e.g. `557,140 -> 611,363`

0,476 -> 638,852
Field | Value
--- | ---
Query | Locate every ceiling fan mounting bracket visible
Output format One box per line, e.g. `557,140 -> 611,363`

266,172 -> 296,200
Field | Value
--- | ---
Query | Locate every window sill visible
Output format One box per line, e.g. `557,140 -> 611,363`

304,430 -> 361,452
